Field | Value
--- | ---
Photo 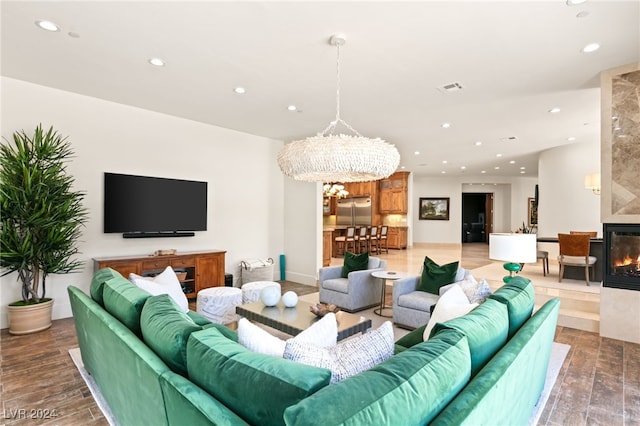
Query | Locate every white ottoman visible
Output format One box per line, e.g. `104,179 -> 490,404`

241,281 -> 281,304
197,287 -> 242,325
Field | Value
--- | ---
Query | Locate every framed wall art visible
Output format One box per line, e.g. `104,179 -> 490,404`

419,197 -> 450,220
528,197 -> 538,227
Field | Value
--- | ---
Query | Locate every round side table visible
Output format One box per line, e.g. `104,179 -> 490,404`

371,271 -> 408,317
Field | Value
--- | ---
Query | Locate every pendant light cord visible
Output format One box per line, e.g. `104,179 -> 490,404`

322,39 -> 362,137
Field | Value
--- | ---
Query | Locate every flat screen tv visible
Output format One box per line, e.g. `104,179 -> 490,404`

104,172 -> 207,238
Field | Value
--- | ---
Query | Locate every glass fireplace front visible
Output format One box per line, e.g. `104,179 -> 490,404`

604,223 -> 640,291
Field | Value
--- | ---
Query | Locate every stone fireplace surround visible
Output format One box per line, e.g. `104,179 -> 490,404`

599,63 -> 640,344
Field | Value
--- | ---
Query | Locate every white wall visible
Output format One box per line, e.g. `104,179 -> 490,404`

413,175 -> 537,243
537,141 -> 601,258
0,77 -> 290,328
538,141 -> 601,237
282,179 -> 321,285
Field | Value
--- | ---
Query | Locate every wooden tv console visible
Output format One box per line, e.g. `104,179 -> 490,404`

93,250 -> 226,299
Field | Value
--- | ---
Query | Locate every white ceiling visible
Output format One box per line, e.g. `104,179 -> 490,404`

2,1 -> 639,178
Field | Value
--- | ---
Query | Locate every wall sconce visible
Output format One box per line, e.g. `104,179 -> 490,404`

584,172 -> 601,195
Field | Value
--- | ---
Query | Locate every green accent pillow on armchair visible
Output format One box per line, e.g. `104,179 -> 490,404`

418,256 -> 459,295
341,251 -> 370,278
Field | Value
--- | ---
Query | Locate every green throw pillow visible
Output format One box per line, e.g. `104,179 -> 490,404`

418,256 -> 459,295
341,251 -> 370,278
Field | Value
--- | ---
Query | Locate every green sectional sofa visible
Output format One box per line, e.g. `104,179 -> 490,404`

68,269 -> 559,425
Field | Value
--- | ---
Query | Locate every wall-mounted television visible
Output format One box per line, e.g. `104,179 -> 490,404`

104,172 -> 207,238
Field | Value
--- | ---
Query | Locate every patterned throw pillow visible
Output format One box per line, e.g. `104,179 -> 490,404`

457,277 -> 492,304
283,321 -> 394,383
238,313 -> 338,357
341,251 -> 370,278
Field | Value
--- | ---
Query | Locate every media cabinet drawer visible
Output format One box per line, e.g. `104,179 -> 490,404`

171,257 -> 195,268
142,258 -> 171,271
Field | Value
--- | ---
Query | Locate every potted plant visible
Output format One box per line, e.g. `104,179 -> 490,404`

0,125 -> 87,335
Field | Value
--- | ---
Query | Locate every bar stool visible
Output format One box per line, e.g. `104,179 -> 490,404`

355,226 -> 369,253
368,225 -> 379,254
335,226 -> 356,256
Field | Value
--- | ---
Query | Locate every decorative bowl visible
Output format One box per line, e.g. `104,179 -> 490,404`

309,303 -> 339,317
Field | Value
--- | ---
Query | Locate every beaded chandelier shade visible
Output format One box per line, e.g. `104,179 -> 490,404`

278,34 -> 400,183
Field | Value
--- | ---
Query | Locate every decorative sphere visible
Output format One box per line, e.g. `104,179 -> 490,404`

260,286 -> 281,307
282,291 -> 298,308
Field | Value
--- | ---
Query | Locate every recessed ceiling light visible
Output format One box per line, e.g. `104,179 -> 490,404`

287,105 -> 297,111
233,87 -> 246,94
148,58 -> 165,67
474,141 -> 483,146
567,136 -> 576,141
441,123 -> 451,128
35,20 -> 60,32
509,160 -> 516,164
481,170 -> 487,174
400,166 -> 406,169
566,0 -> 587,5
442,160 -> 448,164
414,151 -> 420,155
494,166 -> 500,170
496,153 -> 503,158
582,43 -> 600,53
520,171 -> 526,174
548,107 -> 561,113
441,171 -> 446,174
520,166 -> 526,170
460,166 -> 466,170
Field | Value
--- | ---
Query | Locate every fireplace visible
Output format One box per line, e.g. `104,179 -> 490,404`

603,223 -> 640,291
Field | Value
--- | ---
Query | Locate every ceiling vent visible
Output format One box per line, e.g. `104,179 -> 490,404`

437,82 -> 464,93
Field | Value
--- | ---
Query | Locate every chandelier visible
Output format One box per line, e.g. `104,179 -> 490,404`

278,34 -> 400,183
323,183 -> 349,198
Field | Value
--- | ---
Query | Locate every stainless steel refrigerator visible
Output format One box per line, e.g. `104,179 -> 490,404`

336,196 -> 372,226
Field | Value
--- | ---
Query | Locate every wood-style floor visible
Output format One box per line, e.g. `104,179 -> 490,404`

1,244 -> 639,425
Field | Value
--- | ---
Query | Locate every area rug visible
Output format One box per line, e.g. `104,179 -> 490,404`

70,340 -> 568,426
68,348 -> 118,426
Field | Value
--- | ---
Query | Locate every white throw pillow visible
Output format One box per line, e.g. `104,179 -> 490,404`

238,313 -> 338,357
130,266 -> 189,313
284,321 -> 394,383
423,284 -> 478,341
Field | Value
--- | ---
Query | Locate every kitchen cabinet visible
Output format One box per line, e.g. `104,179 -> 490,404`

379,172 -> 409,214
387,226 -> 408,249
93,250 -> 226,298
323,197 -> 337,215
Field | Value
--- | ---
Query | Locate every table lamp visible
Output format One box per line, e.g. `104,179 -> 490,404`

489,233 -> 537,283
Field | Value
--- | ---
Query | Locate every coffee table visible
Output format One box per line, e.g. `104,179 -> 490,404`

236,299 -> 371,341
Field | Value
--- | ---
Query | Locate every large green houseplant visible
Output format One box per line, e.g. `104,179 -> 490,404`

0,125 -> 87,334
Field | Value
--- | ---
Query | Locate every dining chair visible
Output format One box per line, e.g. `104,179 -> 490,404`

558,233 -> 597,286
570,231 -> 598,237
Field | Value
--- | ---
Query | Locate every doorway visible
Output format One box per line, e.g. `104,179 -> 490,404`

462,193 -> 493,243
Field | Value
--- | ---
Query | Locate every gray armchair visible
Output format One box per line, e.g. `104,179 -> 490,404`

392,268 -> 469,329
319,257 -> 387,312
